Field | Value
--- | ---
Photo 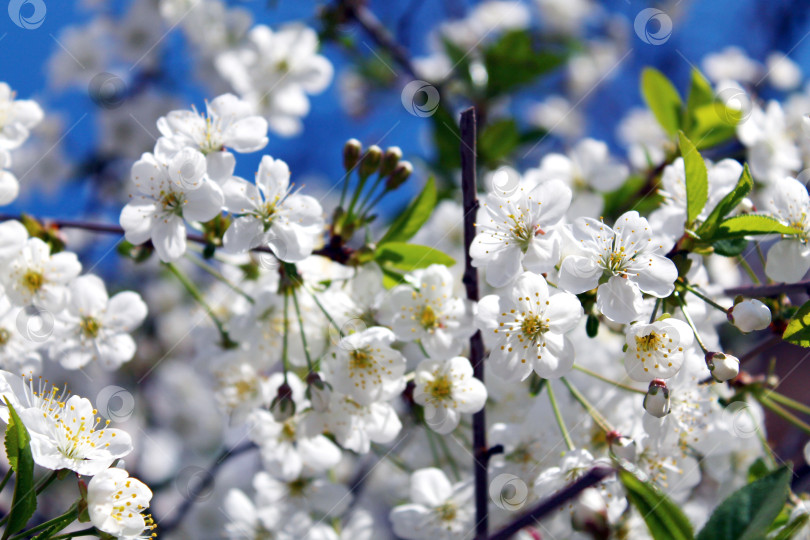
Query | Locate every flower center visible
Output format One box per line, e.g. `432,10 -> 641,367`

427,375 -> 453,400
281,420 -> 296,441
419,305 -> 440,329
635,332 -> 662,352
287,478 -> 310,497
80,316 -> 101,339
0,328 -> 9,345
521,314 -> 548,340
349,348 -> 374,370
508,213 -> 544,252
436,502 -> 457,522
160,191 -> 183,213
22,270 -> 44,293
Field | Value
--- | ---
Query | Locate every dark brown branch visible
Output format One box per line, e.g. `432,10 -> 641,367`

487,466 -> 615,540
460,107 -> 489,540
725,280 -> 810,298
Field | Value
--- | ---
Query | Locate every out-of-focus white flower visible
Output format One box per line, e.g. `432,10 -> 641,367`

766,52 -> 802,91
617,108 -> 669,171
87,468 -> 154,539
390,468 -> 474,540
2,237 -> 82,311
702,46 -> 761,84
737,101 -> 801,184
728,299 -> 772,332
528,95 -> 584,140
476,272 -> 583,381
765,176 -> 810,282
0,83 -> 44,150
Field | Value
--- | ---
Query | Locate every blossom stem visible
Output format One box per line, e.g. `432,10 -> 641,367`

185,253 -> 254,304
304,286 -> 343,338
460,107 -> 490,540
572,365 -> 646,394
282,292 -> 291,384
435,429 -> 461,481
561,377 -> 615,433
8,503 -> 78,540
487,467 -> 615,540
165,262 -> 235,348
0,469 -> 12,492
764,391 -> 810,417
754,242 -> 772,283
649,297 -> 662,323
679,281 -> 729,314
674,291 -> 709,354
546,382 -> 575,451
48,528 -> 100,539
737,255 -> 760,284
756,394 -> 810,435
35,470 -> 59,495
290,288 -> 315,373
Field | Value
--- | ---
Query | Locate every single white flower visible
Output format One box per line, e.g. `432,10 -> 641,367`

413,356 -> 487,434
87,467 -> 154,539
2,237 -> 82,311
324,326 -> 406,406
157,93 -> 268,155
50,275 -> 147,370
389,468 -> 474,540
471,179 -> 572,287
737,101 -> 801,184
559,211 -> 678,324
476,272 -> 583,381
383,264 -> 473,359
0,83 -> 44,150
536,138 -> 628,192
623,318 -> 694,382
120,147 -> 224,262
706,352 -> 740,382
728,299 -> 772,332
0,150 -> 20,206
765,176 -> 810,282
222,155 -> 324,262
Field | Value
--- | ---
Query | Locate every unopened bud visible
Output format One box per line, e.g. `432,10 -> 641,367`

571,488 -> 610,539
360,145 -> 383,178
343,138 -> 362,171
706,352 -> 740,382
728,299 -> 771,333
606,431 -> 637,463
386,161 -> 413,191
643,379 -> 670,418
306,372 -> 332,413
270,382 -> 296,422
379,146 -> 403,177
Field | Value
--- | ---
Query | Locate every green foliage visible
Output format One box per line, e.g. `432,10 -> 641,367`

783,300 -> 810,347
715,215 -> 801,238
374,242 -> 455,271
431,103 -> 462,172
679,132 -> 709,226
379,177 -> 437,245
482,30 -> 566,98
478,119 -> 521,165
696,467 -> 791,540
619,468 -> 694,540
697,164 -> 754,238
3,399 -> 37,539
642,68 -> 683,136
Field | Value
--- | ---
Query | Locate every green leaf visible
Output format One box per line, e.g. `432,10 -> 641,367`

641,68 -> 683,136
685,69 -> 716,117
3,399 -> 37,539
747,458 -> 771,483
715,215 -> 802,239
696,466 -> 791,540
441,37 -> 473,87
619,468 -> 694,540
478,119 -> 521,165
679,131 -> 709,226
374,242 -> 455,271
712,237 -> 748,257
379,177 -> 437,245
698,164 -> 754,239
689,103 -> 742,149
483,30 -> 566,98
783,300 -> 810,347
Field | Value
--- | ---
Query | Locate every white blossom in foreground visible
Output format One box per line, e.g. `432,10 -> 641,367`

2,237 -> 82,311
306,391 -> 401,454
737,101 -> 800,184
623,318 -> 694,382
87,467 -> 154,539
390,468 -> 474,539
476,272 -> 583,381
413,356 -> 487,434
157,93 -> 268,155
383,264 -> 473,359
222,155 -> 324,262
50,275 -> 147,370
0,82 -> 44,150
728,299 -> 772,332
559,211 -> 677,323
471,179 -> 572,287
765,176 -> 810,282
215,23 -> 333,136
325,326 -> 406,406
120,147 -> 224,262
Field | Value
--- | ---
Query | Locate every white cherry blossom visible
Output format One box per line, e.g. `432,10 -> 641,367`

87,467 -> 154,539
624,318 -> 694,381
765,176 -> 810,282
413,356 -> 487,434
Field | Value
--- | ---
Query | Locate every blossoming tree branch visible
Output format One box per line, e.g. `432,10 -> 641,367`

1,0 -> 810,539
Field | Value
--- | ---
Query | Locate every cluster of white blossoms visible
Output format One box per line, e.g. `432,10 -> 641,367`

0,84 -> 43,206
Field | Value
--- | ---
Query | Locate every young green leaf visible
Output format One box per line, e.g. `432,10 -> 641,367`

783,300 -> 810,347
378,177 -> 437,245
3,399 -> 37,539
696,466 -> 791,540
642,68 -> 683,136
712,237 -> 749,257
679,131 -> 709,226
685,68 -> 715,116
698,164 -> 754,239
483,30 -> 566,98
478,119 -> 521,165
715,215 -> 802,239
374,242 -> 455,271
619,468 -> 695,540
689,103 -> 742,149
